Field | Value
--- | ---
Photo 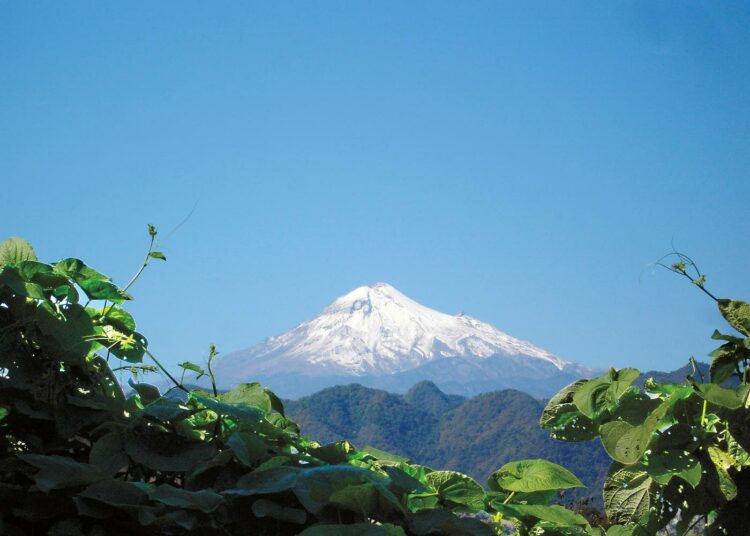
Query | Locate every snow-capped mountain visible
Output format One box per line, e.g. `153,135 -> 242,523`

214,283 -> 596,399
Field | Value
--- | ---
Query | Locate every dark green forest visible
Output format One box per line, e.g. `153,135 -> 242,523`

286,382 -> 611,505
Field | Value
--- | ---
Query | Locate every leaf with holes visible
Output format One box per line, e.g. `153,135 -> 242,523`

645,449 -> 701,487
540,379 -> 598,441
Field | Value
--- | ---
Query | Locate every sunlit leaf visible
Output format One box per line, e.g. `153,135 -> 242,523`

489,459 -> 583,493
0,237 -> 38,265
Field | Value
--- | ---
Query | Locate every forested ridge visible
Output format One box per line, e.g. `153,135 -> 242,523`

286,383 -> 610,505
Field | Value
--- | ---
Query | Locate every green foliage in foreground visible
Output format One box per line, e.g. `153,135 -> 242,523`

541,255 -> 750,535
0,235 -> 747,535
0,234 -> 595,536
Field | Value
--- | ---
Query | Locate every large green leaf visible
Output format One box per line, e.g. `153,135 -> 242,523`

609,391 -> 660,425
225,466 -> 301,496
718,299 -> 750,337
293,465 -> 400,516
16,264 -> 74,306
0,237 -> 37,265
89,431 -> 128,476
709,344 -> 744,385
605,525 -> 650,536
501,488 -> 557,505
299,523 -> 406,536
645,449 -> 701,487
142,399 -> 194,421
707,446 -> 738,500
128,380 -> 160,404
251,499 -> 307,525
190,392 -> 265,427
73,480 -> 154,523
149,484 -> 224,513
491,503 -> 589,528
309,440 -> 355,464
600,399 -> 669,465
76,479 -> 149,508
53,258 -> 108,282
266,412 -> 301,434
360,445 -> 410,464
98,305 -> 136,332
423,471 -> 485,511
125,428 -> 216,472
573,376 -> 612,419
139,509 -> 200,531
178,361 -> 206,380
603,464 -> 653,525
693,383 -> 750,410
0,265 -> 46,299
78,279 -> 131,302
220,382 -> 285,415
488,459 -> 583,493
329,482 -> 383,515
726,430 -> 750,467
383,465 -> 432,495
408,509 -> 495,536
599,421 -> 652,465
573,369 -> 640,420
17,261 -> 69,290
34,303 -> 96,359
21,454 -> 104,492
227,431 -> 267,466
51,282 -> 79,303
540,379 -> 598,441
96,325 -> 147,363
607,369 -> 641,401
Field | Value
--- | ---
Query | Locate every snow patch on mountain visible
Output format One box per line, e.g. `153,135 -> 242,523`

215,283 -> 571,383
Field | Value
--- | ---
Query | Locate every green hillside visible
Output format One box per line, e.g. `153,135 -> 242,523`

286,381 -> 611,505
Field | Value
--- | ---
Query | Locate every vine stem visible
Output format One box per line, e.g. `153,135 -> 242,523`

676,270 -> 719,302
207,344 -> 218,397
655,252 -> 719,302
122,234 -> 156,294
143,348 -> 188,393
205,344 -> 221,441
681,514 -> 703,536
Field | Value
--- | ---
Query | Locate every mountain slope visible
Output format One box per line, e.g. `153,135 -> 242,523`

215,283 -> 596,398
285,382 -> 610,504
403,381 -> 464,417
433,390 -> 608,493
285,384 -> 441,462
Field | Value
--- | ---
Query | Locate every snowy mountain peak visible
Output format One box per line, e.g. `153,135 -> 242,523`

325,282 -> 431,317
217,283 -> 571,383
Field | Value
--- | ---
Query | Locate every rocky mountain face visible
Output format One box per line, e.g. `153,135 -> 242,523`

214,283 -> 597,398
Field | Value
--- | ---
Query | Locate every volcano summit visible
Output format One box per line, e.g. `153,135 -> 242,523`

214,283 -> 595,398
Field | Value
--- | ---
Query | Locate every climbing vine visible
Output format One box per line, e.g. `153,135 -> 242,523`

0,231 -> 594,535
541,254 -> 750,535
0,232 -> 746,535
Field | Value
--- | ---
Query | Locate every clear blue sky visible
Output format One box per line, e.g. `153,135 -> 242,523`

2,2 -> 749,375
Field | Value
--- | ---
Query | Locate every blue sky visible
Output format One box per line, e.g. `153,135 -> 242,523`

2,2 -> 749,376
